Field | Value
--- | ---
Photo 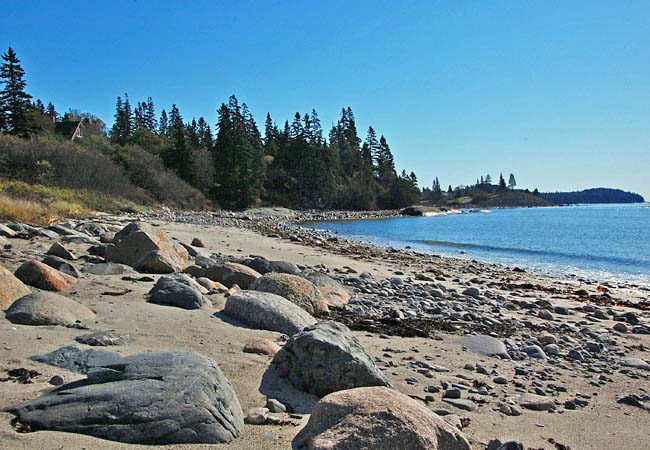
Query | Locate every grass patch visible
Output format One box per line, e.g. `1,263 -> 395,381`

0,180 -> 146,226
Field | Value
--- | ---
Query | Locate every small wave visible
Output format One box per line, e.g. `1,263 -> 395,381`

418,239 -> 645,268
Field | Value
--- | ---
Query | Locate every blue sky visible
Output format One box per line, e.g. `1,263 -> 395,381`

2,0 -> 649,198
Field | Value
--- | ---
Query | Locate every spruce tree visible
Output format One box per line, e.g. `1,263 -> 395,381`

498,173 -> 507,192
508,173 -> 517,190
0,47 -> 36,136
167,104 -> 194,183
158,109 -> 168,136
45,102 -> 57,122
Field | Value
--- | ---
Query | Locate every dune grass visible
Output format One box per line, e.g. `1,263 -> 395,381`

0,180 -> 146,226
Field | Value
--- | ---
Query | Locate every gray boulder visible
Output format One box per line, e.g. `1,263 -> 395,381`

5,292 -> 95,327
42,255 -> 83,278
223,290 -> 316,336
272,321 -> 392,398
146,274 -> 209,310
46,242 -> 77,260
6,351 -> 244,444
244,257 -> 300,275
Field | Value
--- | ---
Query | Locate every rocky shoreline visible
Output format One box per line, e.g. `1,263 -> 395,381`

0,211 -> 649,450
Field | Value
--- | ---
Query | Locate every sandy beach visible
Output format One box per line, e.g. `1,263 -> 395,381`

1,211 -> 649,450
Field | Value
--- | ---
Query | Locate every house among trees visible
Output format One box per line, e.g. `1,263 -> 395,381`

54,113 -> 105,142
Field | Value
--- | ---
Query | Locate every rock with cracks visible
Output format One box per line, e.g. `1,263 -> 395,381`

293,386 -> 471,450
224,290 -> 316,336
5,351 -> 244,445
272,321 -> 392,398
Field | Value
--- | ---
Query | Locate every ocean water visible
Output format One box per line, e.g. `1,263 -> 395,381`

303,204 -> 650,286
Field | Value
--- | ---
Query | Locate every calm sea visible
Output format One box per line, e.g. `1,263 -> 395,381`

304,204 -> 650,286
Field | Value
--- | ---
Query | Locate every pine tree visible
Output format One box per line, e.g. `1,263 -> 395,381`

508,173 -> 517,190
0,47 -> 37,136
310,109 -> 323,144
485,174 -> 492,185
144,97 -> 156,131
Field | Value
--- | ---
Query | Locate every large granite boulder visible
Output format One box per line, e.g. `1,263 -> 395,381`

244,257 -> 300,275
250,273 -> 328,315
223,290 -> 316,336
5,351 -> 244,445
134,249 -> 181,274
14,260 -> 76,292
105,222 -> 188,272
146,274 -> 209,309
0,264 -> 31,309
5,292 -> 95,326
272,322 -> 392,397
301,270 -> 351,307
193,262 -> 261,289
293,387 -> 471,450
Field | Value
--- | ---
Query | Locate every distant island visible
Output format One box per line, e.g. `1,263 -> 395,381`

541,188 -> 645,205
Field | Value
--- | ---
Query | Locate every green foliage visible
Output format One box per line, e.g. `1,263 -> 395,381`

0,48 -> 38,136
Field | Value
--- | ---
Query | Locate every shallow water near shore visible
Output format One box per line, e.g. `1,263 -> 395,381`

305,203 -> 650,286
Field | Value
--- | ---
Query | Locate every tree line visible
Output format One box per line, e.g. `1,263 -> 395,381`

1,47 -> 421,210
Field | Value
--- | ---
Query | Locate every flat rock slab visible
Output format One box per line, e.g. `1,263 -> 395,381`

5,292 -> 95,327
621,358 -> 650,370
30,345 -> 115,373
244,257 -> 300,275
84,262 -> 136,275
442,398 -> 478,412
462,334 -> 510,359
7,351 -> 244,445
293,387 -> 471,450
272,321 -> 392,398
75,331 -> 131,346
0,264 -> 31,310
517,393 -> 555,411
224,290 -> 316,335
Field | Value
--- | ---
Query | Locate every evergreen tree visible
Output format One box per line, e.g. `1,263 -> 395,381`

144,97 -> 156,131
0,47 -> 37,136
508,173 -> 517,190
167,104 -> 194,183
158,109 -> 168,136
212,95 -> 265,209
45,102 -> 57,122
498,173 -> 507,192
109,94 -> 133,144
485,174 -> 492,184
310,109 -> 323,144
